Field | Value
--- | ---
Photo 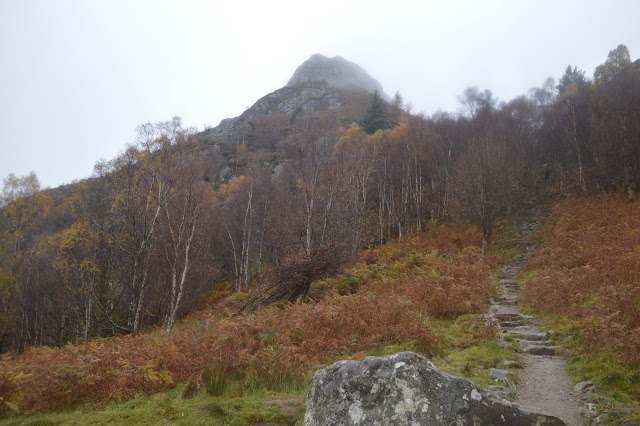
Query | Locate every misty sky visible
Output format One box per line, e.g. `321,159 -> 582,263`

1,0 -> 639,188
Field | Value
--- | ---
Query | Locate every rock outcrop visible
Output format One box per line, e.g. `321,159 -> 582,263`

287,54 -> 387,98
199,54 -> 386,148
304,351 -> 564,426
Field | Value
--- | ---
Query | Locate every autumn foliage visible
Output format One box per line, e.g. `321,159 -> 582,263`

0,223 -> 493,415
521,194 -> 640,364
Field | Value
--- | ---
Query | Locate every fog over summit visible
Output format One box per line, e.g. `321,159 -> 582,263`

287,54 -> 389,100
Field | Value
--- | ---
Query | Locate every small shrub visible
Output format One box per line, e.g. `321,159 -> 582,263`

203,368 -> 228,396
336,274 -> 362,296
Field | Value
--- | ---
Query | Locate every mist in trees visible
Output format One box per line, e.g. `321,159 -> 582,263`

0,44 -> 638,352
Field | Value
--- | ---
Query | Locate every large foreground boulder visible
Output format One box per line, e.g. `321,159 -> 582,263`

305,351 -> 564,425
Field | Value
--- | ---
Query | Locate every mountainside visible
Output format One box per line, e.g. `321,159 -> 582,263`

198,54 -> 386,151
2,43 -> 640,425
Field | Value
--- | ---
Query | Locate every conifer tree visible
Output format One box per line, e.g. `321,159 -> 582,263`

361,90 -> 389,134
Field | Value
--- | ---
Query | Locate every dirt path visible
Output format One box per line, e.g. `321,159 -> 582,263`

488,208 -> 586,426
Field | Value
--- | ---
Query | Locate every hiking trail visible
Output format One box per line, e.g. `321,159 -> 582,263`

488,205 -> 586,426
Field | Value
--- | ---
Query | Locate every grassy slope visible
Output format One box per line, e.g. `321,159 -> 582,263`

1,218 -> 530,425
520,193 -> 640,425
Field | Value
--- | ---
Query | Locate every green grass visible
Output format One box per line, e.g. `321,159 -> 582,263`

203,367 -> 228,396
1,384 -> 307,426
513,270 -> 538,286
432,340 -> 521,387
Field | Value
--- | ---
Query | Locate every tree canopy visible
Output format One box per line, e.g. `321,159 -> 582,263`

360,90 -> 390,134
556,65 -> 589,93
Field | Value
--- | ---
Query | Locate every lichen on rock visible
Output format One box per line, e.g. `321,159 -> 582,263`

304,351 -> 565,426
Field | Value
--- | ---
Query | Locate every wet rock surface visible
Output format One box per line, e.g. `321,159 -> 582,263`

304,351 -> 564,425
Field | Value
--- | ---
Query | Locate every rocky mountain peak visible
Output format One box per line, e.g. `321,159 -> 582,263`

287,54 -> 387,98
200,54 -> 388,149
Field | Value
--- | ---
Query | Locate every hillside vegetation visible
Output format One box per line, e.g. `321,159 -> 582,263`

1,44 -> 638,353
0,45 -> 639,424
521,194 -> 640,409
0,222 -> 507,421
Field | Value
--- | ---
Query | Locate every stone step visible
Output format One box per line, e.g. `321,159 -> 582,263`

502,326 -> 534,333
489,368 -> 513,380
513,332 -> 551,341
502,284 -> 519,288
519,339 -> 553,346
501,292 -> 517,297
521,344 -> 560,356
500,320 -> 528,328
495,313 -> 523,321
501,295 -> 519,301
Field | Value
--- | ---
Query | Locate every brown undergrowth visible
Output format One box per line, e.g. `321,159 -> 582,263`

0,223 -> 495,416
521,194 -> 640,365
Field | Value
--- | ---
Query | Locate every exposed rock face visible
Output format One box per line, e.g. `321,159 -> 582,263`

198,83 -> 344,147
198,54 -> 383,151
304,351 -> 564,426
288,54 -> 387,98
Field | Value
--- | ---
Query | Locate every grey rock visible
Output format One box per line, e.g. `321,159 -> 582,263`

305,351 -> 565,425
514,332 -> 550,341
521,344 -> 560,356
489,368 -> 513,380
484,385 -> 514,399
501,321 -> 526,328
498,336 -> 513,347
326,96 -> 341,110
579,406 -> 590,418
574,381 -> 593,393
495,313 -> 523,321
519,339 -> 553,346
592,396 -> 610,406
608,408 -> 632,416
199,117 -> 245,146
580,391 -> 592,401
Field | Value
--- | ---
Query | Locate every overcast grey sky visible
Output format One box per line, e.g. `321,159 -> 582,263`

1,0 -> 638,188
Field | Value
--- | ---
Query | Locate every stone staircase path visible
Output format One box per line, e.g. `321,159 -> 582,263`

487,209 -> 586,426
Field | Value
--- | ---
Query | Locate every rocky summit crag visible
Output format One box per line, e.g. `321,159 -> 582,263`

198,54 -> 386,150
287,54 -> 387,97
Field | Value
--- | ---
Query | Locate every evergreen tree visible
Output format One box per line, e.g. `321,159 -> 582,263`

556,65 -> 589,94
361,90 -> 389,134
